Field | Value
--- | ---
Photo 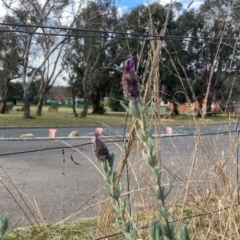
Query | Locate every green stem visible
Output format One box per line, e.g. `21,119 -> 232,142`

157,178 -> 173,238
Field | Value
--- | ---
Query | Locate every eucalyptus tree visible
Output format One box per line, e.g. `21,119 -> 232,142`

119,3 -> 200,115
0,16 -> 22,113
170,0 -> 240,116
34,34 -> 72,116
62,56 -> 83,117
196,0 -> 240,115
7,82 -> 24,104
160,8 -> 201,114
122,2 -> 178,115
66,73 -> 80,118
66,1 -> 122,117
1,0 -> 83,118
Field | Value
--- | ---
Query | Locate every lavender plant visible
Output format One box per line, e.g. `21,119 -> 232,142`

93,58 -> 190,239
93,133 -> 137,239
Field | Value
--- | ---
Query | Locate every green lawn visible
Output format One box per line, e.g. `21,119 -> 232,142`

0,105 -> 129,128
0,104 -> 238,128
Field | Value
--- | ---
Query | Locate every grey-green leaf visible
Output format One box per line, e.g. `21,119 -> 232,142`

180,224 -> 191,240
0,214 -> 8,238
152,186 -> 161,200
154,167 -> 162,182
162,181 -> 172,199
149,220 -> 163,240
130,228 -> 138,240
160,207 -> 168,220
122,219 -> 132,233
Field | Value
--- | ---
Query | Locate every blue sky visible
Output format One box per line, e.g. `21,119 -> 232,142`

118,0 -> 205,10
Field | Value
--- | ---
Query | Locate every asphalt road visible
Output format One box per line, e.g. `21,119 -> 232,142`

0,123 -> 238,138
0,125 -> 239,229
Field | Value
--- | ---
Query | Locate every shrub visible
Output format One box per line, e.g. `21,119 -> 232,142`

31,97 -> 39,105
95,105 -> 106,114
105,97 -> 125,112
5,102 -> 14,112
48,103 -> 59,112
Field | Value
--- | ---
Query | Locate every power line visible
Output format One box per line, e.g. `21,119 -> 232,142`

0,29 -> 234,45
0,22 -> 239,45
0,139 -> 123,157
0,22 -> 151,38
0,29 -> 143,41
1,22 -> 239,41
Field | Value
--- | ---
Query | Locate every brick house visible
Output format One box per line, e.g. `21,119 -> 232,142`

55,94 -> 66,103
168,98 -> 220,113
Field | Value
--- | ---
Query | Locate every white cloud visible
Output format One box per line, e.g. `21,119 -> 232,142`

0,3 -> 7,19
159,0 -> 204,10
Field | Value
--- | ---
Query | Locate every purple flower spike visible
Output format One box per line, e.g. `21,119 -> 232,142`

122,59 -> 140,101
124,59 -> 135,73
92,132 -> 110,161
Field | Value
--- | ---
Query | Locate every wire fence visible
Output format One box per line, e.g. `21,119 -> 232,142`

0,130 -> 237,157
95,204 -> 239,240
0,127 -> 240,239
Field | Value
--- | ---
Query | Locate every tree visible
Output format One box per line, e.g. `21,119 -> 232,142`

121,2 -> 177,116
195,0 -> 240,116
66,1 -> 121,117
7,82 -> 24,104
0,16 -> 22,113
63,67 -> 81,117
1,0 -> 81,118
158,8 -> 199,114
35,41 -> 70,116
168,0 -> 240,116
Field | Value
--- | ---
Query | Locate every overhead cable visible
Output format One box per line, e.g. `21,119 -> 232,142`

0,22 -> 239,45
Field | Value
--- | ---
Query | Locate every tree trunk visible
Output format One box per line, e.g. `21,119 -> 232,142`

80,96 -> 89,117
171,102 -> 179,115
0,81 -> 10,114
198,95 -> 212,117
0,100 -> 7,114
72,99 -> 78,117
72,88 -> 78,117
197,97 -> 204,117
36,95 -> 45,116
92,92 -> 100,114
206,96 -> 212,116
23,94 -> 31,118
92,102 -> 99,114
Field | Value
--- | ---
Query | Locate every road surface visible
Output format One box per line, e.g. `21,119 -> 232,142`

0,124 -> 238,138
0,125 -> 239,229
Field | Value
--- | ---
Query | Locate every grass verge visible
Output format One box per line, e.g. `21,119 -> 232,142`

0,105 -> 238,128
4,197 -> 239,240
0,106 -> 127,128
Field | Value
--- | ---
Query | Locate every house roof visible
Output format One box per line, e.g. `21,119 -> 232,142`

55,94 -> 65,100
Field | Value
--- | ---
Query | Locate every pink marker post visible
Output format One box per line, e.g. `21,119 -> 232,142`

49,129 -> 57,138
96,127 -> 103,135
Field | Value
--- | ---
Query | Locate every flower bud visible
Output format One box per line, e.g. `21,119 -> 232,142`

92,133 -> 110,161
122,59 -> 140,101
